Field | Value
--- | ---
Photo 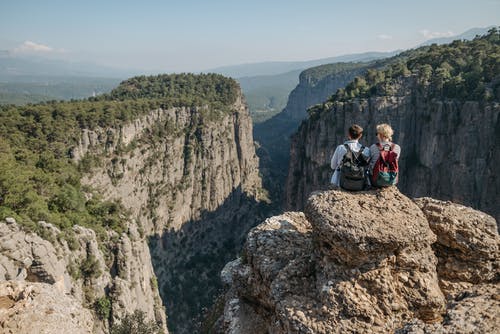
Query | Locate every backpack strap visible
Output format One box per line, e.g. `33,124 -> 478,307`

355,145 -> 365,162
345,143 -> 365,159
345,144 -> 365,153
338,144 -> 351,171
377,142 -> 393,152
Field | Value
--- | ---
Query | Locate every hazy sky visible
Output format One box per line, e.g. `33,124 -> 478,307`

1,0 -> 499,72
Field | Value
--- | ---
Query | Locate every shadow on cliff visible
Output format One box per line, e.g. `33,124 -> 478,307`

148,186 -> 273,334
284,98 -> 500,226
254,112 -> 302,209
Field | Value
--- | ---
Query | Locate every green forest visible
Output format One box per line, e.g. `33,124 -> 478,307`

0,73 -> 239,239
330,28 -> 500,103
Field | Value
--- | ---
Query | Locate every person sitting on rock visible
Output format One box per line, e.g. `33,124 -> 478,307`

330,124 -> 370,190
369,123 -> 401,187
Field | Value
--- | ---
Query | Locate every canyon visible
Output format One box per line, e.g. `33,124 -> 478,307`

253,61 -> 373,201
1,30 -> 499,334
77,95 -> 270,333
285,75 -> 500,224
0,74 -> 271,334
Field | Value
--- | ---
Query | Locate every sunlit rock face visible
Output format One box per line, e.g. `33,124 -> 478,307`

219,187 -> 499,334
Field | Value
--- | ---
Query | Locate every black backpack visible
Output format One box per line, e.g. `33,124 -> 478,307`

339,144 -> 368,191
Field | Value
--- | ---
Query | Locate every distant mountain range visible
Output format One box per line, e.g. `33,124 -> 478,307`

419,26 -> 494,46
0,26 -> 492,83
0,53 -> 139,82
209,27 -> 493,80
0,26 -> 493,107
207,51 -> 400,78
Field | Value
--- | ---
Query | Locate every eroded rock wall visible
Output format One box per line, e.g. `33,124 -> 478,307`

74,91 -> 266,333
285,77 -> 500,223
220,188 -> 499,333
80,95 -> 262,233
0,218 -> 166,333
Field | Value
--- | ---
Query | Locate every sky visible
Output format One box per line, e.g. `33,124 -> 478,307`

0,0 -> 499,72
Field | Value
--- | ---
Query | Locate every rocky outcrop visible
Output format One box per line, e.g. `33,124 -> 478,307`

0,220 -> 70,289
285,76 -> 500,224
0,218 -> 166,333
414,198 -> 499,293
0,281 -> 94,334
219,187 -> 499,333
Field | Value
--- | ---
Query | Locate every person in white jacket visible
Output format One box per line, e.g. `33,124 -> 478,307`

330,124 -> 370,187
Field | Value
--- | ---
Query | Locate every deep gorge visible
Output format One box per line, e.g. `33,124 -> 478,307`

1,30 -> 499,334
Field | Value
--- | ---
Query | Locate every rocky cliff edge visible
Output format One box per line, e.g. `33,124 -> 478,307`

0,219 -> 166,333
219,187 -> 499,333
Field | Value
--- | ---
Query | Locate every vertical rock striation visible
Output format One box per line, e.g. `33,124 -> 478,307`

253,62 -> 372,203
80,94 -> 262,232
76,89 -> 266,333
0,218 -> 166,333
285,76 -> 500,222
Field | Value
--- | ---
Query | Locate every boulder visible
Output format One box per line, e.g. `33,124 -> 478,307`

0,281 -> 94,334
305,187 -> 436,266
396,284 -> 500,334
220,187 -> 500,333
414,197 -> 499,285
305,188 -> 445,332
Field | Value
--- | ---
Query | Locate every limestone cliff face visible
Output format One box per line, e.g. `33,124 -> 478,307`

282,64 -> 368,122
0,281 -> 93,334
0,218 -> 166,333
78,93 -> 261,232
73,90 -> 265,333
219,188 -> 499,333
0,84 -> 265,333
286,76 -> 500,222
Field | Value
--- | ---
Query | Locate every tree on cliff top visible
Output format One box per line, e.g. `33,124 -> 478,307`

330,28 -> 500,102
0,73 -> 240,238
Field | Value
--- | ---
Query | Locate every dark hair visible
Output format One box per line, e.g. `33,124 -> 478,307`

348,124 -> 363,139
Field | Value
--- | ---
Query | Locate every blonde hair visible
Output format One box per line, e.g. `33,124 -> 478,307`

376,123 -> 394,141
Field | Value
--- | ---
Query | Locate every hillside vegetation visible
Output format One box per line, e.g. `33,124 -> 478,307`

0,73 -> 239,239
287,29 -> 500,221
329,28 -> 500,103
237,70 -> 301,123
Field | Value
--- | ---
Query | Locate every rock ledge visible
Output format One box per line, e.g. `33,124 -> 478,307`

219,188 -> 499,333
